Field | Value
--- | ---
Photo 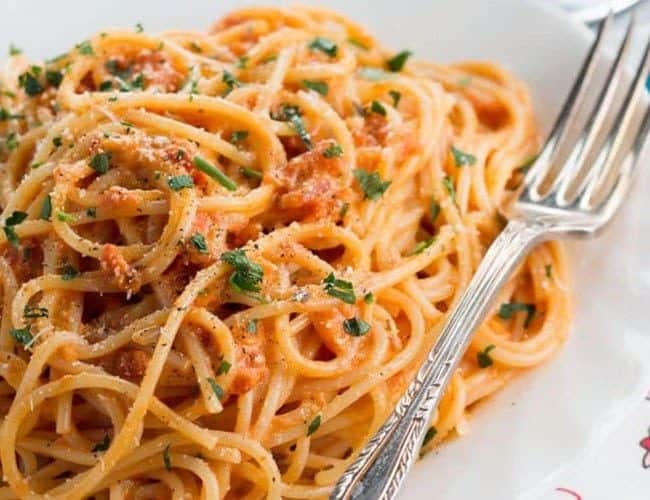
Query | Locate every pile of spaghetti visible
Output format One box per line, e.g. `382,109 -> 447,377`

0,6 -> 571,499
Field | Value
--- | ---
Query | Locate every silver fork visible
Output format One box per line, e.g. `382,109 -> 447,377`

332,14 -> 650,500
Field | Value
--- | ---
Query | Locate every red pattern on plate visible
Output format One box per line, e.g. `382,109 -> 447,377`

641,428 -> 650,469
555,487 -> 582,499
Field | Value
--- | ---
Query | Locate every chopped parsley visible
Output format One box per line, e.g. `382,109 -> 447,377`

386,50 -> 412,72
221,249 -> 264,294
430,199 -> 440,221
277,104 -> 312,150
167,175 -> 195,191
18,70 -> 44,96
363,292 -> 374,304
3,211 -> 27,248
45,70 -> 63,88
451,145 -> 476,167
99,80 -> 113,91
236,56 -> 249,69
370,100 -> 387,116
302,80 -> 328,96
207,377 -> 224,399
545,264 -> 552,279
3,226 -> 18,247
422,426 -> 437,447
323,143 -> 343,158
163,445 -> 172,470
322,273 -> 356,304
307,415 -> 321,436
389,90 -> 401,108
442,176 -> 456,203
130,73 -> 145,90
89,152 -> 111,174
411,237 -> 435,255
222,70 -> 241,96
10,326 -> 33,346
0,108 -> 24,121
339,202 -> 349,218
135,22 -> 144,33
239,167 -> 263,182
52,136 -> 62,148
56,211 -> 74,223
497,302 -> 536,328
92,435 -> 111,452
477,344 -> 496,368
86,207 -> 97,218
353,168 -> 391,201
189,233 -> 209,254
60,264 -> 79,281
216,359 -> 231,375
342,317 -> 371,336
308,37 -> 337,57
6,211 -> 27,226
24,305 -> 49,318
40,195 -> 52,221
230,130 -> 248,143
6,133 -> 19,150
76,40 -> 94,55
247,319 -> 258,334
9,44 -> 22,56
193,156 -> 237,191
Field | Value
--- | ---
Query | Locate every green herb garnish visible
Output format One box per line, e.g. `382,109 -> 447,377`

307,415 -> 321,436
322,273 -> 356,304
40,195 -> 52,221
163,444 -> 172,470
370,100 -> 387,116
92,435 -> 111,452
216,359 -> 231,375
342,317 -> 371,336
221,249 -> 264,294
422,426 -> 437,447
230,130 -> 248,142
353,169 -> 391,201
167,175 -> 195,191
308,37 -> 337,57
190,233 -> 209,254
207,377 -> 224,400
239,167 -> 263,181
323,143 -> 343,158
389,90 -> 401,107
497,302 -> 536,328
386,50 -> 412,72
89,152 -> 111,174
222,70 -> 240,96
302,80 -> 328,96
60,264 -> 79,281
477,344 -> 496,368
451,145 -> 476,167
10,326 -> 33,346
24,305 -> 49,318
193,156 -> 237,191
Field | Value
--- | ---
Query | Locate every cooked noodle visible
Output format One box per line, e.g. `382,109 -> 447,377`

0,6 -> 570,499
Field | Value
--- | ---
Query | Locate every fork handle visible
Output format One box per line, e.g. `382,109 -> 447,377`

331,220 -> 545,500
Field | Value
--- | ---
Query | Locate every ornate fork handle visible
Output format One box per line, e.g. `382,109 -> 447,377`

332,220 -> 546,500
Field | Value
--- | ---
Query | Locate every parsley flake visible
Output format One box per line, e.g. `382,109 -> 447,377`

277,104 -> 312,150
386,50 -> 412,72
322,273 -> 356,304
247,319 -> 258,334
477,344 -> 496,368
342,317 -> 371,336
230,130 -> 248,143
389,90 -> 401,107
190,233 -> 209,254
24,305 -> 49,318
411,237 -> 435,255
451,145 -> 476,167
92,435 -> 111,452
163,445 -> 172,470
222,71 -> 241,96
168,175 -> 194,191
40,195 -> 52,221
370,100 -> 387,116
216,359 -> 231,375
307,415 -> 321,436
76,40 -> 94,56
239,167 -> 263,182
422,426 -> 437,447
89,152 -> 111,174
497,302 -> 536,328
302,80 -> 328,96
10,326 -> 33,346
323,143 -> 343,158
18,70 -> 44,96
442,176 -> 456,203
308,37 -> 337,57
207,377 -> 224,399
353,168 -> 391,201
221,249 -> 264,294
60,264 -> 79,281
193,156 -> 237,191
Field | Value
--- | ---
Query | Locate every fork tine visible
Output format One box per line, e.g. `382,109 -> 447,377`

523,14 -> 612,201
554,16 -> 635,205
582,33 -> 650,213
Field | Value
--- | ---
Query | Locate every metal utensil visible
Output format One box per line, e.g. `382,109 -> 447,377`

332,13 -> 650,500
561,0 -> 646,23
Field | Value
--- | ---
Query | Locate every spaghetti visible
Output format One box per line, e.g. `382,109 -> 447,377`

0,5 -> 571,499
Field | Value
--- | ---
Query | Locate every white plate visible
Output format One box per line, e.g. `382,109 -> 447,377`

2,1 -> 649,499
